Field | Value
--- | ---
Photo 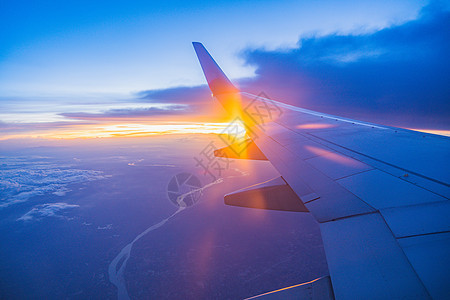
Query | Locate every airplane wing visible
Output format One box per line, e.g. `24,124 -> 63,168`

193,42 -> 450,299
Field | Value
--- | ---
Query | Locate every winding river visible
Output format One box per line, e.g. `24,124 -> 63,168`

108,179 -> 224,300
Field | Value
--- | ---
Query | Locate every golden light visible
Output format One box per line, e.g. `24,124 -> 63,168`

0,122 -> 248,140
305,145 -> 363,167
409,129 -> 450,137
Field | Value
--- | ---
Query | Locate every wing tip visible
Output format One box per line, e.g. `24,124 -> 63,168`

192,42 -> 239,96
192,41 -> 203,49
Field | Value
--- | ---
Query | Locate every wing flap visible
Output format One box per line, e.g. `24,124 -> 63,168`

381,201 -> 450,238
253,130 -> 376,222
337,169 -> 446,209
398,232 -> 450,299
320,213 -> 430,299
225,176 -> 309,212
214,138 -> 268,160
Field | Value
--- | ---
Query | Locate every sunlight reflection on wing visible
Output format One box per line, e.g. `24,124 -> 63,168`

305,145 -> 362,167
296,123 -> 336,129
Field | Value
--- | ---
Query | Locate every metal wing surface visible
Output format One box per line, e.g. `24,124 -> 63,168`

193,42 -> 450,299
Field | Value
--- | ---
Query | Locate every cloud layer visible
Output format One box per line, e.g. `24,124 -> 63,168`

1,3 -> 448,138
239,3 -> 450,128
17,202 -> 80,221
60,104 -> 188,120
0,156 -> 107,208
128,3 -> 450,129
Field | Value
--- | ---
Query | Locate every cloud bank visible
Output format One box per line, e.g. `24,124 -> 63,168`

0,157 -> 107,208
110,3 -> 448,129
133,3 -> 450,129
238,3 -> 450,128
60,104 -> 188,120
17,202 -> 80,221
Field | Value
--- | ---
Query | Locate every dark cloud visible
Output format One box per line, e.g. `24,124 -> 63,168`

133,85 -> 227,121
238,3 -> 450,129
127,3 -> 449,129
57,87 -> 220,121
138,86 -> 211,104
60,104 -> 188,120
14,3 -> 445,131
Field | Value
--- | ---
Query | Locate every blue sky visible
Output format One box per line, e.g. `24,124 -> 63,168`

0,0 -> 449,139
1,0 -> 428,95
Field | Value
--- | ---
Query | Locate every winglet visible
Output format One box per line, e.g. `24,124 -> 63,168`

193,42 -> 239,96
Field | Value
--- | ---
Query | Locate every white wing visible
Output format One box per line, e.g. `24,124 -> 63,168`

193,42 -> 450,299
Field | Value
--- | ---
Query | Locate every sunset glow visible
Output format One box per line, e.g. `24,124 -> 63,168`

410,129 -> 450,137
0,122 -> 247,140
1,1 -> 449,299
